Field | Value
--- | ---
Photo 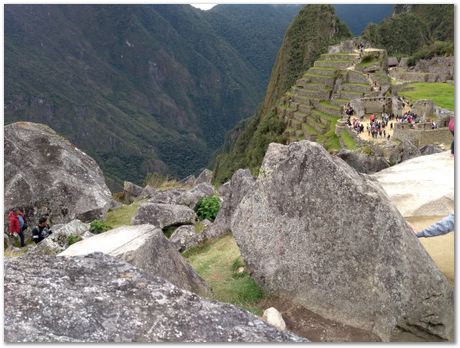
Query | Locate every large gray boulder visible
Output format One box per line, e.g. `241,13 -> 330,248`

59,224 -> 208,296
195,169 -> 213,185
123,181 -> 143,202
206,169 -> 255,240
231,141 -> 453,342
176,183 -> 215,208
4,122 -> 112,225
169,225 -> 205,252
337,149 -> 390,174
4,253 -> 306,343
372,151 -> 454,218
131,203 -> 196,228
148,183 -> 215,209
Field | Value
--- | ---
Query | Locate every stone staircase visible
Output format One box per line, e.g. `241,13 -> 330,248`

279,50 -> 373,150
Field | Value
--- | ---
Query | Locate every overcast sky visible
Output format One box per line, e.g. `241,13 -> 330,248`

191,4 -> 217,10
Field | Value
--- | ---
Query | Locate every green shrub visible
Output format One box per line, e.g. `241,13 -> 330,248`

90,220 -> 112,234
67,234 -> 82,246
194,196 -> 221,222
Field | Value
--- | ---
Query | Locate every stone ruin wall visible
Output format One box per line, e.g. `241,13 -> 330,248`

392,123 -> 453,147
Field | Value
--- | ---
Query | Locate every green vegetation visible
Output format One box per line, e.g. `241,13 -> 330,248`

399,83 -> 454,111
194,196 -> 221,222
67,234 -> 82,246
184,234 -> 264,314
144,172 -> 191,191
407,41 -> 454,66
105,200 -> 144,228
90,220 -> 112,234
340,131 -> 357,150
8,4 -> 302,190
362,5 -> 453,56
316,117 -> 341,152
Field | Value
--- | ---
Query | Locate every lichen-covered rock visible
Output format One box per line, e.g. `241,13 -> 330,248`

372,151 -> 454,218
206,169 -> 255,240
59,224 -> 208,295
131,203 -> 196,228
4,253 -> 307,343
231,141 -> 453,342
169,225 -> 205,252
195,169 -> 213,185
4,122 -> 112,225
337,149 -> 390,174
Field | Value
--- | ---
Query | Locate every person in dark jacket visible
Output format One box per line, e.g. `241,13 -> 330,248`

8,208 -> 25,247
32,217 -> 53,244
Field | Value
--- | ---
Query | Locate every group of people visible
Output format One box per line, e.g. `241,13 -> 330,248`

367,116 -> 391,140
7,208 -> 52,248
395,111 -> 419,124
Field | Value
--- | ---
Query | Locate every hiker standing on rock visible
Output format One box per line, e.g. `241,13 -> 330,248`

8,208 -> 25,247
32,217 -> 53,244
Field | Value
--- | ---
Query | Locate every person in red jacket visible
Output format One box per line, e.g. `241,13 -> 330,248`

8,208 -> 25,247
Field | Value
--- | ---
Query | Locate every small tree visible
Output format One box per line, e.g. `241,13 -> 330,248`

194,196 -> 221,222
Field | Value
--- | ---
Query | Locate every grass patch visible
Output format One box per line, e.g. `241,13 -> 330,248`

399,82 -> 454,111
105,200 -> 145,228
316,116 -> 341,152
184,234 -> 264,315
341,131 -> 357,150
319,100 -> 340,110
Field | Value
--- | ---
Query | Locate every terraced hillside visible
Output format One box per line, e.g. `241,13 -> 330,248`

277,51 -> 375,151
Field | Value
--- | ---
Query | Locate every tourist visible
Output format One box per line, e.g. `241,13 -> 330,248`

414,213 -> 454,238
448,117 -> 454,155
390,122 -> 393,130
32,217 -> 53,244
8,208 -> 25,248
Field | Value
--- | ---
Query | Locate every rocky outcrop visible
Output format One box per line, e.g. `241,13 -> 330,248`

147,183 -> 215,209
4,253 -> 306,343
337,149 -> 390,174
59,224 -> 208,295
4,122 -> 112,225
388,139 -> 421,165
123,181 -> 143,202
231,141 -> 453,342
372,151 -> 454,218
206,169 -> 255,239
195,169 -> 213,185
169,225 -> 205,252
179,175 -> 196,187
131,203 -> 196,229
139,185 -> 156,199
419,144 -> 443,156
